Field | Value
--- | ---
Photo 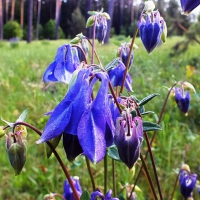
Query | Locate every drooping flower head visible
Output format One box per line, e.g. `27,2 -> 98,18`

174,87 -> 190,113
91,189 -> 119,200
63,176 -> 82,200
37,68 -> 115,163
43,44 -> 81,84
107,59 -> 133,92
180,0 -> 200,15
138,4 -> 166,54
117,43 -> 135,69
96,16 -> 108,44
179,165 -> 197,199
114,113 -> 143,169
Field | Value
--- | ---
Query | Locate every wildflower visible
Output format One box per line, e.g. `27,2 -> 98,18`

179,169 -> 197,199
174,87 -> 190,113
180,0 -> 200,15
118,44 -> 134,69
114,114 -> 143,169
6,132 -> 27,175
91,189 -> 119,200
96,16 -> 107,44
43,44 -> 80,84
108,60 -> 133,92
138,11 -> 165,53
63,177 -> 82,200
37,68 -> 115,163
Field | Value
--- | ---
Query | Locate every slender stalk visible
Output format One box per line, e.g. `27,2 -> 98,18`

85,156 -> 96,191
12,122 -> 80,200
144,132 -> 163,200
120,27 -> 138,94
129,83 -> 177,198
140,153 -> 158,200
86,37 -> 102,66
71,44 -> 88,64
91,17 -> 97,64
112,159 -> 116,197
104,155 -> 108,195
170,171 -> 180,200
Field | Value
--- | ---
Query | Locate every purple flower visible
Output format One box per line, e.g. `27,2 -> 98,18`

114,114 -> 143,169
119,44 -> 134,69
179,170 -> 197,199
174,88 -> 190,113
96,16 -> 107,44
37,68 -> 115,163
63,177 -> 82,200
108,60 -> 133,92
43,44 -> 80,84
180,0 -> 200,14
91,189 -> 119,200
138,11 -> 165,54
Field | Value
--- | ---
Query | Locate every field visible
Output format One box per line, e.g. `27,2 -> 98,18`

0,37 -> 200,199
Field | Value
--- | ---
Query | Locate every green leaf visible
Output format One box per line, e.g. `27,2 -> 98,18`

80,190 -> 90,200
143,121 -> 162,132
107,146 -> 122,162
16,109 -> 29,122
138,93 -> 159,106
141,111 -> 155,115
105,58 -> 121,71
113,40 -> 121,47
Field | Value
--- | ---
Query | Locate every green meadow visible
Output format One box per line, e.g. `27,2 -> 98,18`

0,37 -> 200,199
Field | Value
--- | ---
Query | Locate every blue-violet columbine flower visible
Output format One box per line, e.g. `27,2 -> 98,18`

114,114 -> 143,169
91,189 -> 119,200
174,87 -> 190,113
138,11 -> 165,54
96,16 -> 107,44
179,169 -> 197,199
43,44 -> 80,84
37,68 -> 115,163
63,176 -> 82,200
108,60 -> 133,92
119,44 -> 134,69
180,0 -> 200,15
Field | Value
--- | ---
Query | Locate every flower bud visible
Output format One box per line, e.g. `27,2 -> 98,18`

114,114 -> 143,169
86,16 -> 95,28
96,16 -> 107,44
6,132 -> 27,175
43,193 -> 56,200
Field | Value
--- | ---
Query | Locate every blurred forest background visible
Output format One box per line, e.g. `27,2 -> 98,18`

0,0 -> 199,43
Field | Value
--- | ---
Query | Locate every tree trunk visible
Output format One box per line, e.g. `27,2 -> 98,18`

104,0 -> 115,44
157,0 -> 165,17
36,0 -> 41,40
5,0 -> 8,22
20,0 -> 24,28
11,0 -> 15,21
27,0 -> 33,43
0,0 -> 3,40
55,0 -> 62,40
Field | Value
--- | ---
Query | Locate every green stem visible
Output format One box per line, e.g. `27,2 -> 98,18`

140,153 -> 158,200
85,156 -> 96,191
144,132 -> 163,200
129,82 -> 177,198
13,122 -> 80,200
91,17 -> 97,64
112,159 -> 116,197
104,155 -> 108,195
120,27 -> 138,94
170,171 -> 180,200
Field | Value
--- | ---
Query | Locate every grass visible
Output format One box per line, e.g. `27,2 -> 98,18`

0,36 -> 200,199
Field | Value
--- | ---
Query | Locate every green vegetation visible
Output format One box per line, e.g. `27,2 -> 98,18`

0,37 -> 200,199
3,21 -> 23,39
